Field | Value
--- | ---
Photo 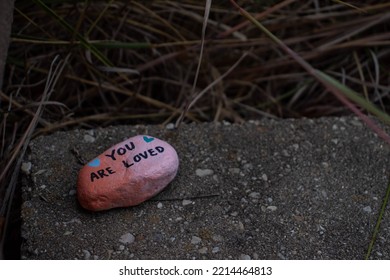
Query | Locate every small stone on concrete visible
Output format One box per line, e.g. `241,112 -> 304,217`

212,235 -> 223,242
21,162 -> 32,175
77,135 -> 179,211
249,192 -> 260,199
228,168 -> 241,174
195,169 -> 214,177
119,233 -> 135,244
240,254 -> 251,260
243,163 -> 253,170
191,236 -> 202,245
166,123 -> 175,130
182,199 -> 193,206
68,189 -> 76,196
267,206 -> 277,212
230,211 -> 239,217
363,206 -> 372,213
84,134 -> 95,143
82,249 -> 91,260
212,247 -> 220,253
198,247 -> 208,254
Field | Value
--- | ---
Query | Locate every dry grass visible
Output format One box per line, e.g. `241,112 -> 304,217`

1,0 -> 390,257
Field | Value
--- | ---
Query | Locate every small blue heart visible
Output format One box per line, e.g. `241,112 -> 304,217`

143,136 -> 155,143
88,158 -> 100,167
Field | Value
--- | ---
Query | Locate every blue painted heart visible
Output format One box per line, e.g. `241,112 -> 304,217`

88,158 -> 100,167
143,136 -> 155,143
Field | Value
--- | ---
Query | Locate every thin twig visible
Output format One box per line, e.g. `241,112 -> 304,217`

175,51 -> 248,128
175,0 -> 212,129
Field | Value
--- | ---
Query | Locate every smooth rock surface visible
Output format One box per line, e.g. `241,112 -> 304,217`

77,135 -> 179,211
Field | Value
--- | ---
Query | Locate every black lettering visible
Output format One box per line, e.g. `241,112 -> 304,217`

125,142 -> 135,151
106,167 -> 115,174
105,149 -> 116,161
97,169 -> 108,178
90,172 -> 99,182
117,147 -> 126,156
148,148 -> 157,156
155,146 -> 164,153
122,160 -> 134,168
138,151 -> 148,159
134,155 -> 141,162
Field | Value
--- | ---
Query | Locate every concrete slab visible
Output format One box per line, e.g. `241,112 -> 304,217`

21,117 -> 390,259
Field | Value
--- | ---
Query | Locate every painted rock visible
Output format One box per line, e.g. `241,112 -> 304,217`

77,135 -> 179,211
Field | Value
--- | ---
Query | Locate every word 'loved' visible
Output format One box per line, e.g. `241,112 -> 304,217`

122,146 -> 164,168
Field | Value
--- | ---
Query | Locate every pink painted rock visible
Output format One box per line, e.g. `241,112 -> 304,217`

77,135 -> 179,211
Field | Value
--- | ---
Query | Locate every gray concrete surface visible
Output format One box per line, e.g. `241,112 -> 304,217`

21,117 -> 390,259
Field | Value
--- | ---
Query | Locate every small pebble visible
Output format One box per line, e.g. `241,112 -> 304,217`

267,206 -> 277,212
119,233 -> 135,244
84,134 -> 96,143
182,199 -> 193,206
228,168 -> 240,174
249,192 -> 260,199
21,162 -> 32,175
157,202 -> 163,209
277,252 -> 286,259
191,236 -> 202,245
243,163 -> 253,170
240,254 -> 251,260
82,250 -> 91,260
363,206 -> 372,213
212,235 -> 223,242
230,211 -> 238,217
198,247 -> 208,254
212,247 -> 220,253
166,123 -> 175,130
196,169 -> 214,177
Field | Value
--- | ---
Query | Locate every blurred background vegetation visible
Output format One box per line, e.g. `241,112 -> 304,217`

1,0 -> 390,258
